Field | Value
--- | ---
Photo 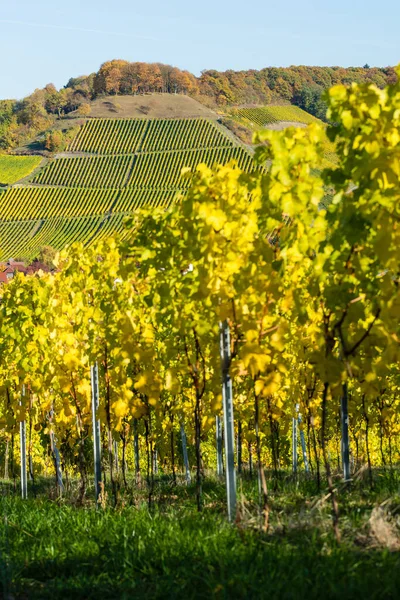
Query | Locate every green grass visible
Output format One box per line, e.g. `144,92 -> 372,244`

1,472 -> 400,599
0,155 -> 42,185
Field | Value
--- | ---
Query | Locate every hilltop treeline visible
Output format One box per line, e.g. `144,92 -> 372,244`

0,60 -> 396,151
73,60 -> 396,114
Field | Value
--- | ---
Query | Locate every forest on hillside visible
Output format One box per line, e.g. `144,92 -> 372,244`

0,60 -> 396,152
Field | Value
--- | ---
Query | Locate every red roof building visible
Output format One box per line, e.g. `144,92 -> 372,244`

0,260 -> 53,284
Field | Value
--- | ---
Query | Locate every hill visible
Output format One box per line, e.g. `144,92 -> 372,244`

0,61 -> 396,153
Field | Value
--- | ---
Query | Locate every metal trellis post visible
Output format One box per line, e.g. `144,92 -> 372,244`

50,431 -> 64,491
180,424 -> 191,484
91,363 -> 102,503
133,418 -> 140,483
297,411 -> 309,473
20,385 -> 27,499
341,383 -> 351,481
220,320 -> 236,521
292,417 -> 298,474
216,415 -> 223,476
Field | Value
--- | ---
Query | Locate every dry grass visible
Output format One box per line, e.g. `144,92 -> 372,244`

79,94 -> 218,120
1,470 -> 400,599
369,504 -> 400,551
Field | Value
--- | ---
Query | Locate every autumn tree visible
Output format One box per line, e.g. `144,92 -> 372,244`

94,60 -> 129,95
76,103 -> 91,117
44,130 -> 64,152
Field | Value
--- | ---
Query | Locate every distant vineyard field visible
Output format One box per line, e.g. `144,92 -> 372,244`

0,187 -> 183,260
33,147 -> 255,189
0,155 -> 42,185
113,188 -> 182,211
0,187 -> 181,222
33,155 -> 133,188
139,119 -> 232,152
226,105 -> 338,168
1,117 -> 257,259
0,213 -> 131,261
229,105 -> 320,128
68,118 -> 232,154
68,119 -> 147,154
320,139 -> 338,168
127,146 -> 255,189
0,187 -> 119,220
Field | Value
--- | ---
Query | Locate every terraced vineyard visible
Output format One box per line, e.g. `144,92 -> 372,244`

0,117 -> 256,260
68,118 -> 232,154
67,119 -> 147,154
0,187 -> 119,219
128,146 -> 255,189
33,155 -> 133,188
0,213 -> 132,261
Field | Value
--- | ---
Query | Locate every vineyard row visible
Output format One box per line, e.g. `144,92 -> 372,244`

32,146 -> 256,188
229,105 -> 320,127
0,187 -> 181,259
67,118 -> 233,154
0,212 -> 131,261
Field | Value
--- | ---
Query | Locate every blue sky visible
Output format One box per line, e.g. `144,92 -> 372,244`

1,0 -> 399,99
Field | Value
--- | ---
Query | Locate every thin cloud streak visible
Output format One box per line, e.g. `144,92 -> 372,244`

0,19 -> 161,42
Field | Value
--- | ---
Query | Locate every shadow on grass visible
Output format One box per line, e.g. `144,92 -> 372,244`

1,470 -> 400,599
2,511 -> 399,600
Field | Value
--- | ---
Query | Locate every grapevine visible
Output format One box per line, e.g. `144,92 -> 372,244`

0,72 -> 399,538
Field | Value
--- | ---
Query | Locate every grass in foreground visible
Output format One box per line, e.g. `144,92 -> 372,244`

0,155 -> 42,185
0,471 -> 399,599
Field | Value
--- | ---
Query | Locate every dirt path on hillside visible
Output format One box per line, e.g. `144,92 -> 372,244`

264,121 -> 307,130
54,152 -> 98,159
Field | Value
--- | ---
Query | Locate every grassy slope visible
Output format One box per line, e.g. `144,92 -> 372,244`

79,94 -> 219,120
1,473 -> 400,599
0,155 -> 42,185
